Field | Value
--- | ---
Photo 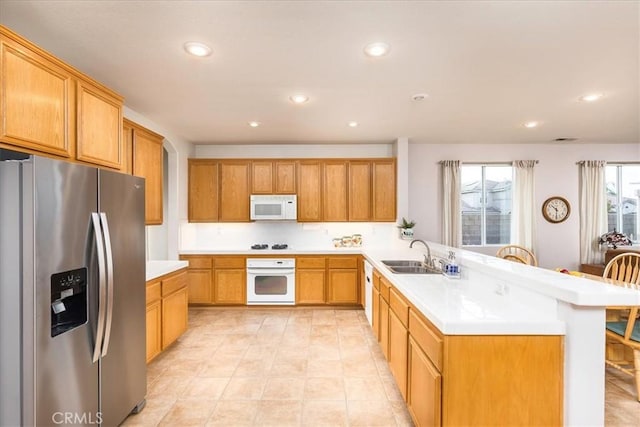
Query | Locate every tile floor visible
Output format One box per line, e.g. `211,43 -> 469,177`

123,308 -> 412,426
124,307 -> 640,427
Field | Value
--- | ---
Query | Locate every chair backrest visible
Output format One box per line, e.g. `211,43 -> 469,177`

496,245 -> 538,266
603,252 -> 640,285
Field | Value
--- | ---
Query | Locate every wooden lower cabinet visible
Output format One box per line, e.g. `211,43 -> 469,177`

379,296 -> 390,359
186,269 -> 212,303
372,285 -> 380,340
214,269 -> 246,304
327,269 -> 358,304
145,268 -> 188,363
407,336 -> 441,426
388,308 -> 408,399
296,269 -> 326,304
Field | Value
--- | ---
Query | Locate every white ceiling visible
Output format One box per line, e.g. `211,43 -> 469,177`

0,0 -> 638,145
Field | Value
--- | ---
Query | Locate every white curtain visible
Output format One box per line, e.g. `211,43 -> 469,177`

578,160 -> 608,264
441,160 -> 461,247
511,160 -> 537,254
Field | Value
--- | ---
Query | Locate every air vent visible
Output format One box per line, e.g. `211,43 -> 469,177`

554,137 -> 578,142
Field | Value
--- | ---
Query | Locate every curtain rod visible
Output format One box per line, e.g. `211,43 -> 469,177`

440,161 -> 539,165
575,161 -> 640,165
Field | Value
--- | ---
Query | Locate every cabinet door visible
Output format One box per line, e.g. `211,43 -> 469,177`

219,161 -> 250,222
348,161 -> 371,221
275,161 -> 296,194
145,300 -> 162,363
323,161 -> 348,221
407,336 -> 442,427
389,309 -> 409,399
132,125 -> 163,225
121,121 -> 133,175
0,36 -> 72,157
380,298 -> 390,359
373,160 -> 396,221
189,160 -> 219,222
372,285 -> 380,341
161,287 -> 188,349
187,269 -> 212,303
327,269 -> 358,304
76,80 -> 122,169
251,161 -> 273,194
214,269 -> 246,304
297,161 -> 323,221
296,269 -> 326,304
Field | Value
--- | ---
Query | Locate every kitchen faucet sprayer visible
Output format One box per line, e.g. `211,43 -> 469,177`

409,239 -> 434,268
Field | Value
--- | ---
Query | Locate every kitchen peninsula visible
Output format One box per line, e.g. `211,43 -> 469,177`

180,238 -> 640,426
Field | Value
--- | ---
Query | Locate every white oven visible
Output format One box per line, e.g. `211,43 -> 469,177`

246,258 -> 295,305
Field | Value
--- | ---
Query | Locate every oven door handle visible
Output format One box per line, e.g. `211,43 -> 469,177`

247,268 -> 295,275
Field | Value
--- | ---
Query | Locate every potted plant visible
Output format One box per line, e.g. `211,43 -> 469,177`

397,217 -> 416,240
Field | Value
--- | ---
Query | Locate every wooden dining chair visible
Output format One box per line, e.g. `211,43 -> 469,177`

496,245 -> 538,266
603,252 -> 640,401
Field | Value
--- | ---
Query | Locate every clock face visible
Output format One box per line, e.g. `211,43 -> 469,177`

542,197 -> 570,223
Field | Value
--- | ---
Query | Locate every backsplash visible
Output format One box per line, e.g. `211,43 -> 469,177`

179,221 -> 401,250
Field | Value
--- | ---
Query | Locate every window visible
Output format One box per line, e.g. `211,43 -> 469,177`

605,164 -> 640,242
461,165 -> 512,246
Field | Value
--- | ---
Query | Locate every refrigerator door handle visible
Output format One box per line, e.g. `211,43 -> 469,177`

99,212 -> 115,357
91,213 -> 108,363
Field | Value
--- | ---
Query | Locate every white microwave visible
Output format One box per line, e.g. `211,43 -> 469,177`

250,194 -> 297,221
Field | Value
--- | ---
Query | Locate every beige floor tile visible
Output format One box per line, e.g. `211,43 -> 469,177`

302,400 -> 348,426
337,324 -> 366,336
304,377 -> 346,400
270,357 -> 307,377
391,400 -> 415,426
307,359 -> 343,377
221,377 -> 267,400
158,398 -> 215,426
199,358 -> 240,377
146,375 -> 193,399
206,400 -> 258,426
311,324 -> 338,336
342,357 -> 379,377
381,376 -> 405,402
347,399 -> 397,426
308,343 -> 342,360
254,400 -> 303,426
262,377 -> 306,400
276,345 -> 310,359
181,377 -> 230,400
344,376 -> 388,400
121,396 -> 175,427
234,357 -> 274,377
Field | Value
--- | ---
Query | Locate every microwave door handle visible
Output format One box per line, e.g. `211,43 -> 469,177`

99,213 -> 115,357
91,213 -> 107,363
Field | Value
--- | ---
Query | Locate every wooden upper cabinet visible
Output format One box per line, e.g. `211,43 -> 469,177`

297,160 -> 323,222
121,120 -> 133,175
219,161 -> 250,222
275,161 -> 296,193
251,161 -> 273,194
348,161 -> 371,221
0,26 -> 124,169
129,120 -> 164,225
323,161 -> 348,221
0,31 -> 73,157
189,160 -> 219,222
76,80 -> 122,169
373,159 -> 396,221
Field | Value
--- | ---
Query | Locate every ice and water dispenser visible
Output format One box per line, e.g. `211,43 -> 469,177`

50,268 -> 87,337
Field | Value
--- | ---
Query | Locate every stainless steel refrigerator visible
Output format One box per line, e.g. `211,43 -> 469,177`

0,149 -> 147,426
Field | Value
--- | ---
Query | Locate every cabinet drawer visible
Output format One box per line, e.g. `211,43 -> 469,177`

146,281 -> 161,304
328,256 -> 358,269
214,257 -> 245,269
390,288 -> 409,328
297,257 -> 326,269
183,257 -> 212,269
380,276 -> 391,302
162,270 -> 187,297
373,270 -> 381,291
409,310 -> 443,371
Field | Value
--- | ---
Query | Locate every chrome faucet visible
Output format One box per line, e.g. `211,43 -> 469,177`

409,239 -> 434,268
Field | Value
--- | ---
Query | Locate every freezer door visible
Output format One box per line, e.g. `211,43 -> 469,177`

30,157 -> 101,426
98,170 -> 146,426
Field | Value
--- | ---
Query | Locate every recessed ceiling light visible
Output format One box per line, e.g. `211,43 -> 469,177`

183,41 -> 212,57
412,93 -> 429,101
289,94 -> 309,104
248,121 -> 261,128
363,42 -> 390,57
579,93 -> 603,102
524,121 -> 539,128
348,121 -> 358,128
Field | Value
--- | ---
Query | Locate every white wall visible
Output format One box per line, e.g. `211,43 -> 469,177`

408,143 -> 640,271
195,143 -> 393,158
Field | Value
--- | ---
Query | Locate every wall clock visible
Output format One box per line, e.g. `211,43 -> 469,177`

542,196 -> 571,223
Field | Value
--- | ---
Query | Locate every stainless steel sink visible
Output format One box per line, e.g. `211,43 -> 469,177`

381,260 -> 442,274
381,260 -> 424,267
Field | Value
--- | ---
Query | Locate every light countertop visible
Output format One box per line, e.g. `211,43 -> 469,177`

146,260 -> 188,281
